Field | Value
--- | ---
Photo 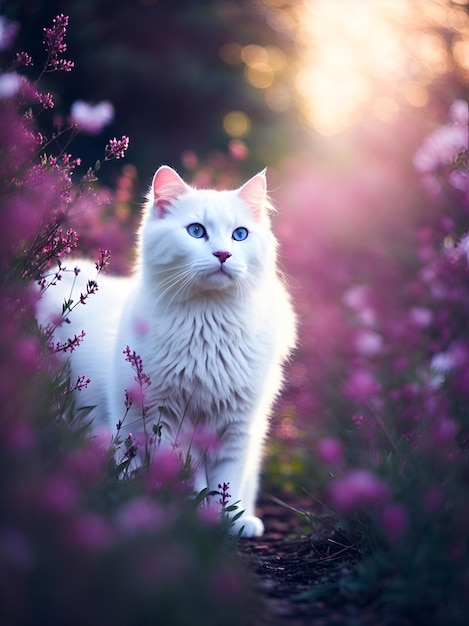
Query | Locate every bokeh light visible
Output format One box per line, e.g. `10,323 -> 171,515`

257,0 -> 469,136
223,110 -> 251,137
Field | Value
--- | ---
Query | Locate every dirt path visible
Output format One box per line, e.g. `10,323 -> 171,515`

238,495 -> 413,626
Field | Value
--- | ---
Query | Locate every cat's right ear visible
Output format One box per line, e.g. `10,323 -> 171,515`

151,165 -> 190,216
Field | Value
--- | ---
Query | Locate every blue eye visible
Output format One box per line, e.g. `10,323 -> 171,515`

187,223 -> 206,239
232,227 -> 248,241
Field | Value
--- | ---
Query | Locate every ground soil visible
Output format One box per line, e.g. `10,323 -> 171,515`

238,494 -> 414,626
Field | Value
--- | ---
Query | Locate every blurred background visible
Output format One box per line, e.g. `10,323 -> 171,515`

4,0 -> 468,481
7,0 -> 467,186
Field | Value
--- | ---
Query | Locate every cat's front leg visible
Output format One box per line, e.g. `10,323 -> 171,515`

207,454 -> 264,538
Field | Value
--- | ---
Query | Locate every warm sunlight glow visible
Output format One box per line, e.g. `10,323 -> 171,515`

219,1 -> 469,136
291,0 -> 469,135
295,0 -> 410,134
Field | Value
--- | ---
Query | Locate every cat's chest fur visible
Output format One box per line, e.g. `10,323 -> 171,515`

119,291 -> 270,425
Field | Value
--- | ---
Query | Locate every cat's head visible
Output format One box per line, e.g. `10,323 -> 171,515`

139,166 -> 277,300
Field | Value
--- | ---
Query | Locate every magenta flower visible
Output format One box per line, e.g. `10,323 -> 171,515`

329,469 -> 389,513
15,51 -> 33,67
413,124 -> 467,173
105,135 -> 130,160
317,437 -> 344,466
70,513 -> 113,551
0,16 -> 19,51
146,448 -> 182,489
413,99 -> 468,195
343,368 -> 381,401
0,72 -> 23,99
70,100 -> 114,135
43,475 -> 78,516
198,503 -> 221,526
42,14 -> 74,73
380,503 -> 407,541
354,330 -> 383,357
116,497 -> 165,534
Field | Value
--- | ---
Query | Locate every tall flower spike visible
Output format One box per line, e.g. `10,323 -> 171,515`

105,135 -> 129,160
43,14 -> 74,73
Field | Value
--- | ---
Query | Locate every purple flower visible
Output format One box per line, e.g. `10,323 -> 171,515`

70,100 -> 114,135
70,513 -> 113,551
413,99 -> 468,195
146,448 -> 182,489
105,135 -> 130,160
0,16 -> 19,51
343,367 -> 381,401
380,504 -> 407,541
413,124 -> 467,174
448,99 -> 468,125
116,497 -> 165,534
15,51 -> 33,67
354,330 -> 383,357
43,14 -> 74,73
329,469 -> 389,513
0,72 -> 23,99
317,437 -> 344,466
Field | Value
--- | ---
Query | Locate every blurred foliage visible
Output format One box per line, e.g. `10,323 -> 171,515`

4,0 -> 301,189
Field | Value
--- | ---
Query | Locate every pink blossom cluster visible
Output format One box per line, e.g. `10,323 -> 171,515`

105,135 -> 130,160
413,99 -> 468,196
42,13 -> 74,72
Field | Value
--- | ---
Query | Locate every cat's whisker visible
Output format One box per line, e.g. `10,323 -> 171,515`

157,268 -> 198,312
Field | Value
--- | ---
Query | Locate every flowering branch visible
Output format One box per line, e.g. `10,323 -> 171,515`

41,14 -> 74,75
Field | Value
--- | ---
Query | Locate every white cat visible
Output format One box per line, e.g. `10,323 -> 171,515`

38,166 -> 297,537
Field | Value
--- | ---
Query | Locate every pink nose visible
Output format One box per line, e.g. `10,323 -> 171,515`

213,251 -> 232,264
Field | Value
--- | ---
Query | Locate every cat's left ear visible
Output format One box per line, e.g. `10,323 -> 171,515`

237,169 -> 269,220
151,165 -> 190,216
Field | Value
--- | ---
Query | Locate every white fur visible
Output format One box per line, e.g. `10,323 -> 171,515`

38,167 -> 296,537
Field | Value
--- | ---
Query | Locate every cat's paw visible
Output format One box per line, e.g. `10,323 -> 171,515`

230,515 -> 264,538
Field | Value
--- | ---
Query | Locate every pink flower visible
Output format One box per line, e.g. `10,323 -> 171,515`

0,16 -> 19,51
317,437 -> 344,466
125,382 -> 146,407
448,99 -> 468,125
43,14 -> 74,73
70,100 -> 114,135
380,504 -> 407,541
413,124 -> 467,174
70,513 -> 113,551
228,139 -> 248,160
409,307 -> 432,328
0,72 -> 22,99
352,414 -> 364,429
344,368 -> 381,401
413,99 -> 468,195
43,476 -> 78,515
354,330 -> 383,357
342,284 -> 370,310
329,469 -> 389,513
105,135 -> 129,160
146,448 -> 182,489
65,439 -> 108,482
115,497 -> 165,534
199,502 -> 221,526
